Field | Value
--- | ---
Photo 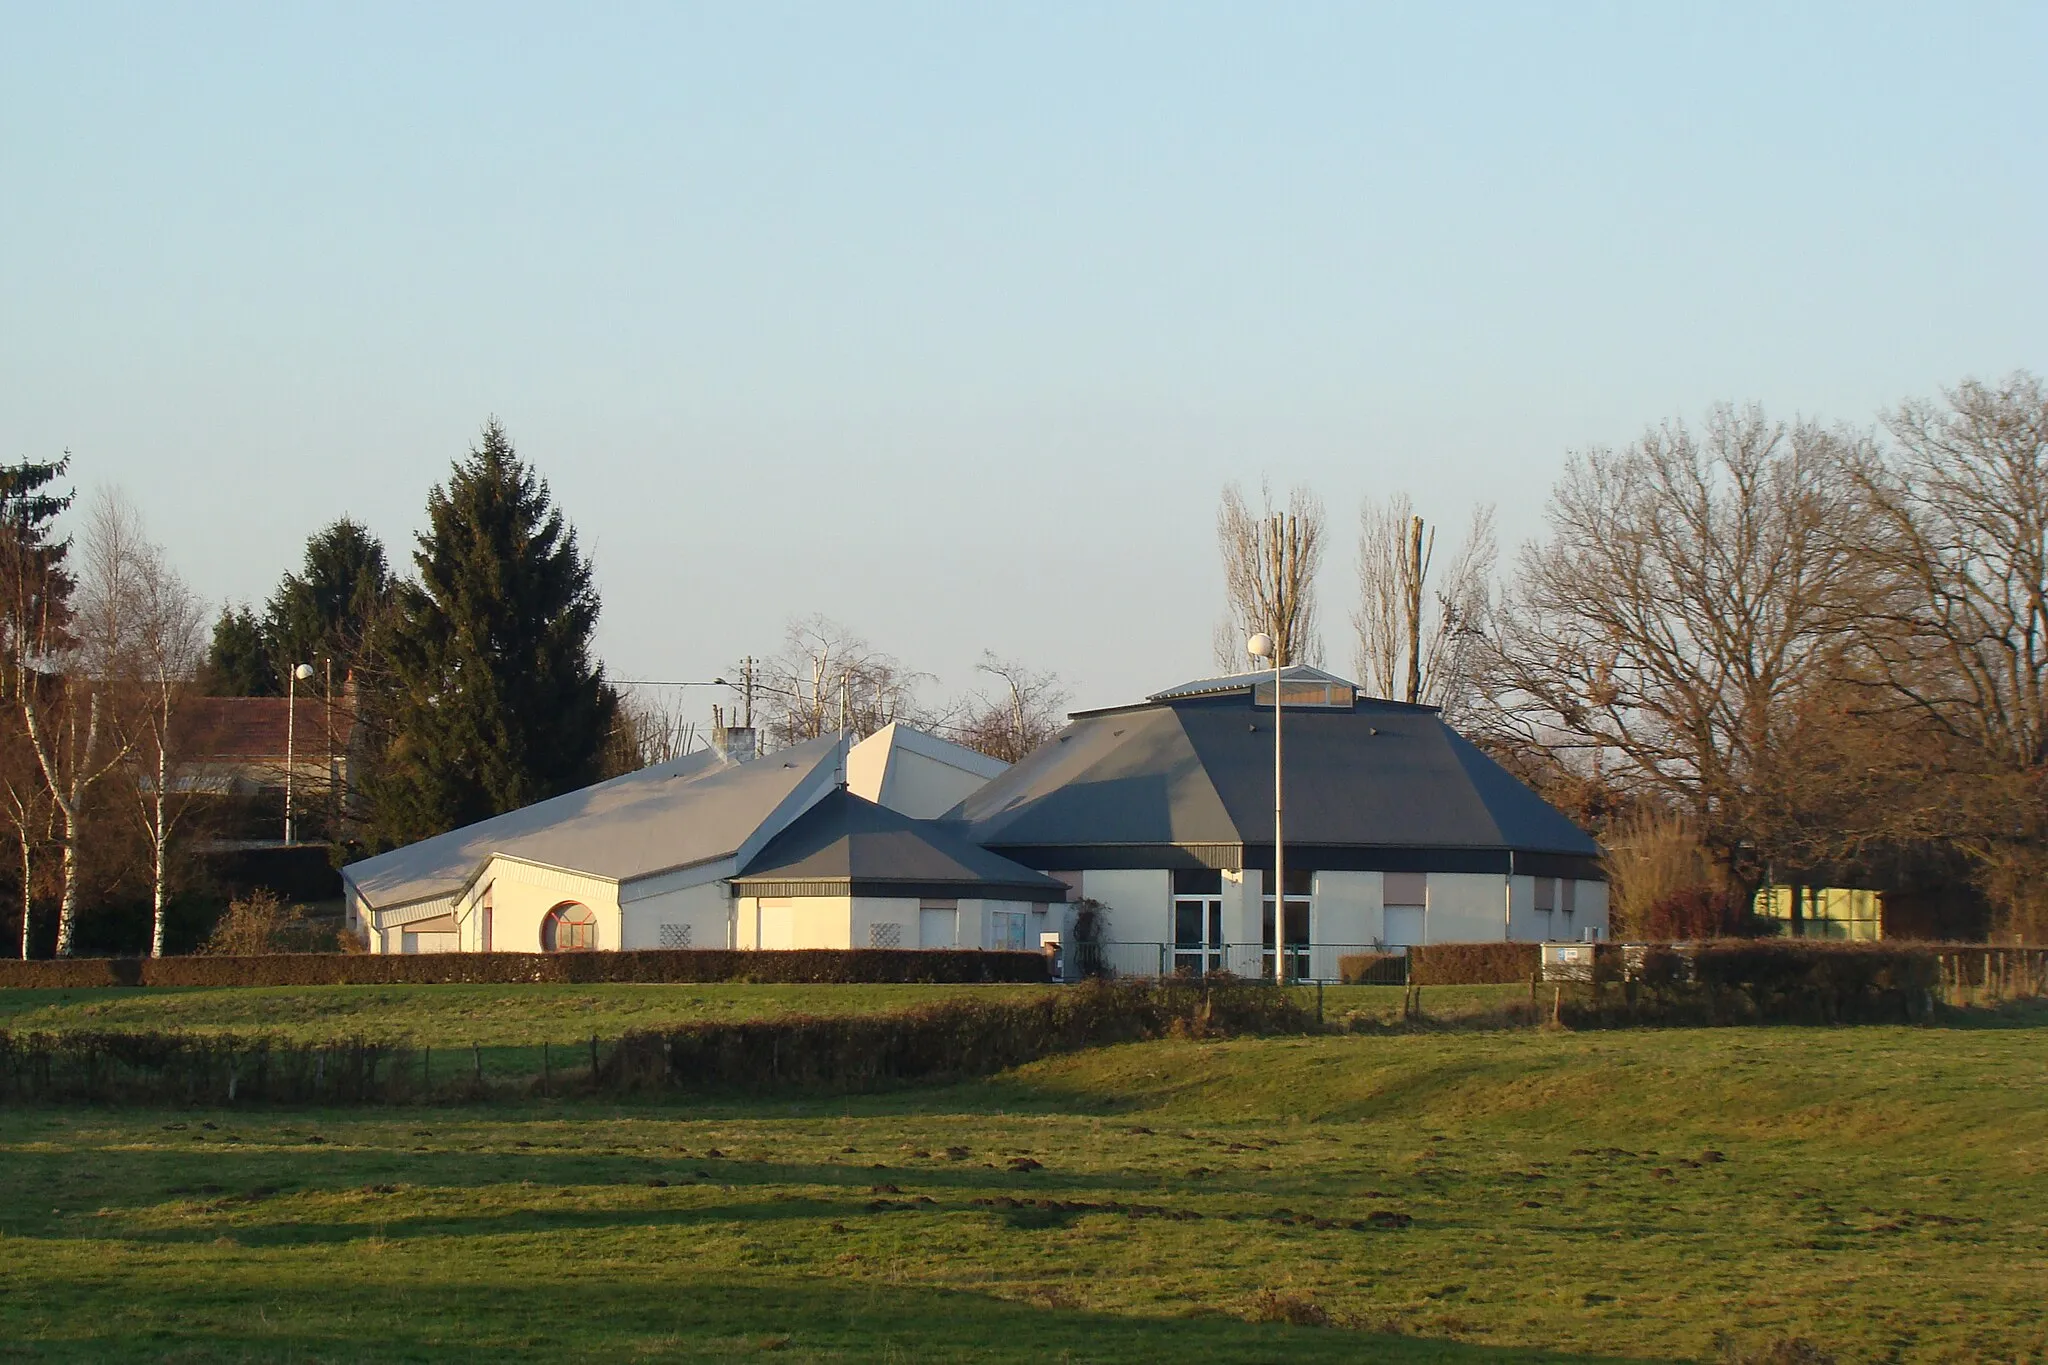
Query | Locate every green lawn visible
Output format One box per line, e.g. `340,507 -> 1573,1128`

3,1008 -> 2043,1362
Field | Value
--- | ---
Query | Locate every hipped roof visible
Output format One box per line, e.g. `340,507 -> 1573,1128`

950,675 -> 1597,859
734,788 -> 1066,901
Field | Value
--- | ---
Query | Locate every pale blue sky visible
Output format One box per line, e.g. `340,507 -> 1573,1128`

3,3 -> 2042,715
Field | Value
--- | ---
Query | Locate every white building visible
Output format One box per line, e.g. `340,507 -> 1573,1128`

342,667 -> 1607,971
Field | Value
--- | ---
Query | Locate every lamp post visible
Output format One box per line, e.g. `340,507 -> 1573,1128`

1248,632 -> 1284,985
284,662 -> 313,845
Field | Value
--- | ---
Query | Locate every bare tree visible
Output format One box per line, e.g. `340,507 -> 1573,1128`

1484,406 -> 1871,885
604,687 -> 700,774
1354,496 -> 1496,711
750,615 -> 939,745
953,653 -> 1070,762
1213,481 -> 1324,669
1847,372 -> 2048,937
112,523 -> 206,957
18,491 -> 143,955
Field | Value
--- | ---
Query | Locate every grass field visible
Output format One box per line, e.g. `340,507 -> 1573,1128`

2,1003 -> 2043,1362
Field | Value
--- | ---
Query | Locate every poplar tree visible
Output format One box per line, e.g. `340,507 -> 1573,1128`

365,421 -> 614,846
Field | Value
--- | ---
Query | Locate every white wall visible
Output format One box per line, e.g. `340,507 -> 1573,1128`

1571,879 -> 1611,940
1314,871 -> 1382,949
1223,869 -> 1262,946
1080,869 -> 1170,945
846,724 -> 1007,818
1425,873 -> 1509,944
620,878 -> 731,950
457,860 -> 622,954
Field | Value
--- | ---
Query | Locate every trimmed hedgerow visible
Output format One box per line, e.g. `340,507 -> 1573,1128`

1560,940 -> 1943,1026
1408,942 -> 1540,985
598,979 -> 1314,1094
0,948 -> 1049,991
0,980 -> 1312,1105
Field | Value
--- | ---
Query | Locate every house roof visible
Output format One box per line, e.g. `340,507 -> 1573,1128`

948,683 -> 1598,862
342,737 -> 844,910
177,696 -> 349,764
733,787 -> 1067,901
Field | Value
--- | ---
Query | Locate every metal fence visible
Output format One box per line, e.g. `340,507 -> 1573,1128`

1090,942 -> 1406,985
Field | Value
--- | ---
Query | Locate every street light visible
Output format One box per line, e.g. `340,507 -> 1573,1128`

285,662 -> 313,845
1248,632 -> 1284,985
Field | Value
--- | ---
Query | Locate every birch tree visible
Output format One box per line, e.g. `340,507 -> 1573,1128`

0,454 -> 72,957
116,529 -> 206,957
24,491 -> 141,955
1213,481 -> 1325,669
751,615 -> 937,745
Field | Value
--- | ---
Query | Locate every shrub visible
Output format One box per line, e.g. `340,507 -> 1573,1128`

1409,942 -> 1539,985
0,947 -> 1052,990
1644,887 -> 1767,940
1561,940 -> 1943,1026
199,890 -> 328,956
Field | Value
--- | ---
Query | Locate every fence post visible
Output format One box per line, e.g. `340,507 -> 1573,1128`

472,1043 -> 482,1086
542,1042 -> 550,1097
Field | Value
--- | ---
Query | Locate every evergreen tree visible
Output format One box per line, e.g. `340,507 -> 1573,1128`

264,517 -> 390,682
365,420 -> 614,846
202,605 -> 277,696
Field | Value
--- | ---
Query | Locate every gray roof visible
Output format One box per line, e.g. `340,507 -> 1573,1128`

1143,663 -> 1358,704
949,690 -> 1597,859
343,738 -> 844,910
734,788 -> 1067,900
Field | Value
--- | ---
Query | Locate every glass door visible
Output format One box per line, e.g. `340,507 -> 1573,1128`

1173,896 -> 1224,976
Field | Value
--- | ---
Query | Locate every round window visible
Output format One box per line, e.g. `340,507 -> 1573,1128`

540,902 -> 599,952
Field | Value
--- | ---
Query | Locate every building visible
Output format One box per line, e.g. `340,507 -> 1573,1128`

341,725 -> 1020,954
948,665 -> 1607,977
341,665 -> 1607,969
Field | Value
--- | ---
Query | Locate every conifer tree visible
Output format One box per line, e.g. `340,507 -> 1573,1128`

365,421 -> 614,846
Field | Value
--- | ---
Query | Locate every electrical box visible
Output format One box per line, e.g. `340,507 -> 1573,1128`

1540,941 -> 1596,982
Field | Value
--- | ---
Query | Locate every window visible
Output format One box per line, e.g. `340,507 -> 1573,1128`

1534,877 -> 1556,913
1384,872 -> 1427,908
869,922 -> 904,948
659,923 -> 692,949
1261,869 -> 1313,976
1253,680 -> 1356,708
540,902 -> 599,952
991,911 -> 1028,951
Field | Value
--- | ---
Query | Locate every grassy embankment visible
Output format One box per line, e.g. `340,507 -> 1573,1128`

0,982 -> 1532,1085
1,1001 -> 2043,1362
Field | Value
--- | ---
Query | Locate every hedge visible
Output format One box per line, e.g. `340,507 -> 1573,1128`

1407,942 -> 1540,985
598,979 -> 1314,1095
0,980 -> 1311,1105
0,948 -> 1050,990
1553,940 -> 1944,1026
1336,952 -> 1407,986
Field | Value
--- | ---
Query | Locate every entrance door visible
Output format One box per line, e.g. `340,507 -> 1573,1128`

1173,896 -> 1224,976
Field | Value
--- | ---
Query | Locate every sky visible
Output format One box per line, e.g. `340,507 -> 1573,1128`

3,2 -> 2043,720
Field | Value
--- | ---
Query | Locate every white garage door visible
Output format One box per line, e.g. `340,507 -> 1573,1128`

1383,906 -> 1426,948
919,907 -> 958,948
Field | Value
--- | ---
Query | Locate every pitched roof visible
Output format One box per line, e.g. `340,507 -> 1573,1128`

177,696 -> 348,764
734,788 -> 1067,900
343,737 -> 844,910
948,688 -> 1597,859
